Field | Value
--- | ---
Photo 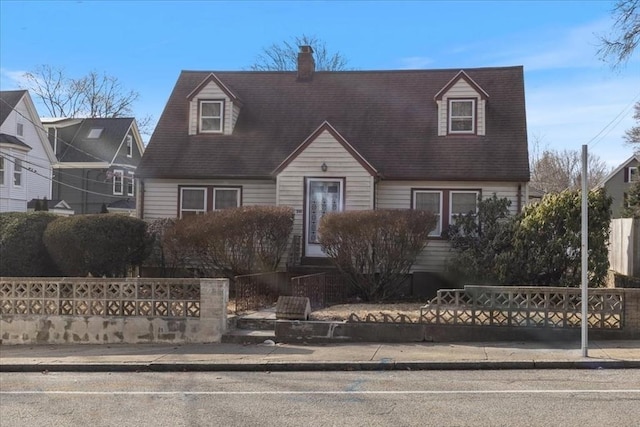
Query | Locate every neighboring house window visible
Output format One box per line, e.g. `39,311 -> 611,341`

126,171 -> 135,196
0,156 -> 4,185
180,187 -> 207,217
449,99 -> 475,134
13,159 -> 22,187
199,100 -> 223,133
126,135 -> 133,158
16,122 -> 24,137
450,191 -> 480,225
87,128 -> 103,139
413,190 -> 442,236
113,170 -> 123,195
623,192 -> 630,208
213,187 -> 240,210
629,167 -> 639,182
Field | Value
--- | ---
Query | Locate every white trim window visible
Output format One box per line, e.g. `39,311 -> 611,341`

414,190 -> 442,236
629,167 -> 639,183
0,156 -> 5,186
126,135 -> 133,158
13,158 -> 22,187
113,169 -> 123,195
449,99 -> 475,134
213,187 -> 240,210
16,122 -> 24,137
180,187 -> 207,217
199,100 -> 223,133
126,171 -> 135,197
450,191 -> 479,225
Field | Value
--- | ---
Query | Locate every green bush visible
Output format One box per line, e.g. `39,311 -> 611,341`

0,212 -> 60,276
319,209 -> 437,301
446,194 -> 515,283
170,206 -> 294,278
508,188 -> 612,287
447,189 -> 612,287
43,214 -> 152,277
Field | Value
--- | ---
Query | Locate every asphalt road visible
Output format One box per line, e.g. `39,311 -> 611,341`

1,369 -> 639,427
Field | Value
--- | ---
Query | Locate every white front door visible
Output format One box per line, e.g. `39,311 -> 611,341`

305,178 -> 344,257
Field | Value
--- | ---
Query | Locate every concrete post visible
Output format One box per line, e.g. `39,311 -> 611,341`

198,278 -> 229,342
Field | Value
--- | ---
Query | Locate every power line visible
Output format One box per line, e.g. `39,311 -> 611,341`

2,155 -> 132,200
1,152 -> 133,186
0,97 -> 123,164
587,91 -> 640,148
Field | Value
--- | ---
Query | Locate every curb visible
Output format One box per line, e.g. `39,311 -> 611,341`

2,360 -> 639,373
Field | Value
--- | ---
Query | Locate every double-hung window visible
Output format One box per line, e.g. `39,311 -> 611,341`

13,159 -> 22,187
199,100 -> 223,133
213,187 -> 240,210
449,99 -> 475,134
413,190 -> 442,236
180,187 -> 207,217
0,156 -> 5,186
450,191 -> 479,226
126,172 -> 135,197
126,135 -> 133,158
113,170 -> 123,195
16,122 -> 24,137
629,167 -> 639,183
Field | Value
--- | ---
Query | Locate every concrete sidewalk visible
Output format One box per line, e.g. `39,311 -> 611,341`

1,340 -> 639,372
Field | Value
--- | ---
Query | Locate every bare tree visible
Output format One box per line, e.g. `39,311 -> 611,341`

250,34 -> 349,71
22,65 -> 153,134
530,148 -> 611,194
624,101 -> 640,153
598,0 -> 639,67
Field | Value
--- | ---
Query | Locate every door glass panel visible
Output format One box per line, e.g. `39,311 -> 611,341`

308,180 -> 341,244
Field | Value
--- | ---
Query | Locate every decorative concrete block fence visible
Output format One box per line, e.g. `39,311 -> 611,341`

0,278 -> 228,344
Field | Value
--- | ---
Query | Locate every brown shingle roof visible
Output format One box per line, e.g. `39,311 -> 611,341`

137,67 -> 529,182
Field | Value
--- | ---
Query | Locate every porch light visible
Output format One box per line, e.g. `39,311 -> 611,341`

321,162 -> 328,172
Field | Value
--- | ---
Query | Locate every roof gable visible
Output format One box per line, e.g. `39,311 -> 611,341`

272,121 -> 378,176
55,117 -> 136,163
0,90 -> 28,126
187,73 -> 242,106
598,154 -> 640,187
434,70 -> 489,100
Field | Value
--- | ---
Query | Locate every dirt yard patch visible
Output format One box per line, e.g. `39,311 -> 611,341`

309,302 -> 425,322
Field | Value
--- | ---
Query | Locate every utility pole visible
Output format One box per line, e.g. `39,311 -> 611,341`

581,145 -> 588,357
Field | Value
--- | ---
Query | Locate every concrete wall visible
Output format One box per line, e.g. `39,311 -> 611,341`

276,288 -> 640,343
0,278 -> 228,345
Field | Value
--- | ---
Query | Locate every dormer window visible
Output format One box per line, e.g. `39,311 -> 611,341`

199,100 -> 223,133
449,99 -> 475,134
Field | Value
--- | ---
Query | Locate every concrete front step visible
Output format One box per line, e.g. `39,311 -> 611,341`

221,329 -> 276,344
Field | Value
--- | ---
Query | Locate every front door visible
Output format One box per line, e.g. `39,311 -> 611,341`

305,178 -> 344,257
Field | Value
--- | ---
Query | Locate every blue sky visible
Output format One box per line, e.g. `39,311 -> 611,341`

1,0 -> 638,168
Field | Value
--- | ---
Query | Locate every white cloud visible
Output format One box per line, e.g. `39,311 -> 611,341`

398,56 -> 434,69
0,68 -> 30,88
526,75 -> 640,168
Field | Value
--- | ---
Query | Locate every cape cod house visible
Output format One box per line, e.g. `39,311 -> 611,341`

136,47 -> 530,273
0,90 -> 57,212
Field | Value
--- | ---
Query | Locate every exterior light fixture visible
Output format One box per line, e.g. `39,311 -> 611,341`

321,162 -> 328,172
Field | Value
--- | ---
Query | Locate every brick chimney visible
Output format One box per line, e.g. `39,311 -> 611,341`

297,45 -> 315,81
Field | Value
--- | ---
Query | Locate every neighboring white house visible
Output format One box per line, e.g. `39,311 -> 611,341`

0,90 -> 57,212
